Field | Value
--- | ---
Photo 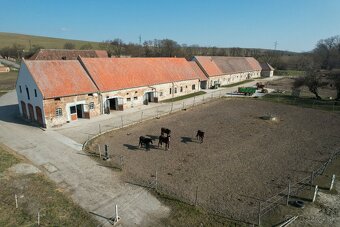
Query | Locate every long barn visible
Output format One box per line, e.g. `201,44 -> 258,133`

16,57 -> 202,127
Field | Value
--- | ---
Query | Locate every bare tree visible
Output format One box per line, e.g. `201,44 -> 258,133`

294,70 -> 326,100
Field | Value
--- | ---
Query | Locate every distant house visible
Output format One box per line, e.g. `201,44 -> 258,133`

79,57 -> 201,113
192,56 -> 263,88
29,49 -> 108,60
16,59 -> 100,127
0,63 -> 10,73
260,63 -> 275,77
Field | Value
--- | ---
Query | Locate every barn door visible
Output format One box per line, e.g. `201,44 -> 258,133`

35,106 -> 43,126
28,104 -> 34,121
21,101 -> 27,118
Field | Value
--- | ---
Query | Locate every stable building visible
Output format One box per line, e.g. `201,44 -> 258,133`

192,56 -> 263,88
79,57 -> 201,114
16,59 -> 100,128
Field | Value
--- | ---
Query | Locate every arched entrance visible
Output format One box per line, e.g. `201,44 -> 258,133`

28,103 -> 34,121
35,106 -> 43,126
21,101 -> 27,118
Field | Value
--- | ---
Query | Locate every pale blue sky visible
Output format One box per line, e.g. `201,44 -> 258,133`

1,0 -> 339,52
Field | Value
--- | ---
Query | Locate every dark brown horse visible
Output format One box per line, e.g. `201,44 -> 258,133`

139,136 -> 153,150
161,127 -> 171,136
158,134 -> 170,150
196,130 -> 205,143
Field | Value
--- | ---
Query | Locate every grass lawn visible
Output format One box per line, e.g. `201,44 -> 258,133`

162,91 -> 206,103
275,70 -> 305,77
220,79 -> 254,87
260,93 -> 340,112
0,144 -> 99,226
0,71 -> 18,96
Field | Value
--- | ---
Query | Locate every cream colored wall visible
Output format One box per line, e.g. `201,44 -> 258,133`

208,70 -> 261,87
101,79 -> 200,111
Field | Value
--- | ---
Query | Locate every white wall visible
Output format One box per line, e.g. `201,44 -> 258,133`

16,62 -> 45,125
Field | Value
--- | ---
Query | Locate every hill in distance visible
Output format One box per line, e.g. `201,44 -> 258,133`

0,32 -> 101,50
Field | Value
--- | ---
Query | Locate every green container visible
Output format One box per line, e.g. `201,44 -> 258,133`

238,87 -> 256,95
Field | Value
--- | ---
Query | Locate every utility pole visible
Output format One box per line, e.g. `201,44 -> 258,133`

274,41 -> 278,50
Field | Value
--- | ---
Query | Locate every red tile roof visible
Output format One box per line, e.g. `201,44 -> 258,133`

188,61 -> 208,81
29,49 -> 108,60
24,60 -> 98,99
80,57 -> 199,92
193,56 -> 222,77
194,56 -> 262,77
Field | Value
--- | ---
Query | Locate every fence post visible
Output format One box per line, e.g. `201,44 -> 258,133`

140,111 -> 143,122
333,102 -> 335,112
286,181 -> 291,205
193,96 -> 195,106
330,174 -> 336,190
195,186 -> 198,206
99,124 -> 101,134
170,102 -> 173,113
98,144 -> 101,159
120,156 -> 124,168
121,116 -> 123,128
203,95 -> 205,102
15,194 -> 18,208
38,211 -> 40,226
258,202 -> 261,226
156,107 -> 159,118
312,185 -> 318,202
182,101 -> 185,110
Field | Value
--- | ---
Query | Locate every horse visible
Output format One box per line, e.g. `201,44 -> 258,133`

196,130 -> 205,143
158,134 -> 170,150
161,127 -> 171,136
139,136 -> 153,150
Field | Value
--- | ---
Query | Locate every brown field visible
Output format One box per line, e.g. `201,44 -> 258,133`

87,98 -> 340,223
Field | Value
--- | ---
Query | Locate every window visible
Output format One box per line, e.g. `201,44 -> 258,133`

126,92 -> 129,95
174,87 -> 177,93
192,84 -> 196,90
186,86 -> 188,88
180,87 -> 183,92
54,97 -> 61,101
159,92 -> 163,97
70,106 -> 76,114
135,91 -> 138,94
19,86 -> 22,93
34,89 -> 37,97
89,102 -> 94,110
127,98 -> 131,102
26,87 -> 30,100
169,88 -> 172,94
88,93 -> 93,96
134,96 -> 138,100
56,108 -> 63,117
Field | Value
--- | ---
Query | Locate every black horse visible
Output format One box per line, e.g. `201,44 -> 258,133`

161,127 -> 171,136
196,130 -> 205,143
158,135 -> 170,150
139,136 -> 153,150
